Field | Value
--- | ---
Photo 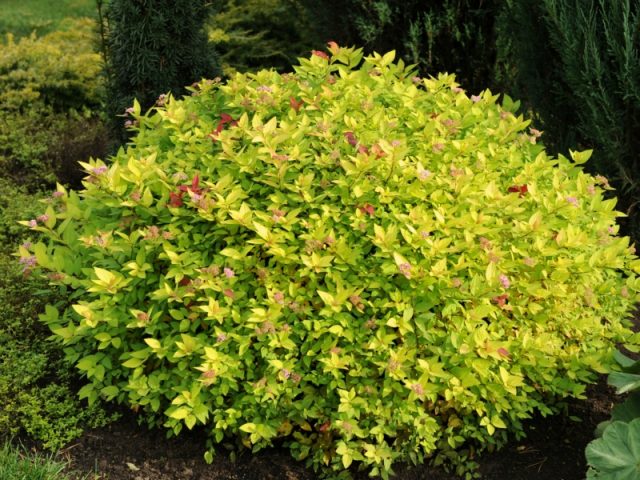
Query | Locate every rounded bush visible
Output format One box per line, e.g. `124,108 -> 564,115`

26,46 -> 640,477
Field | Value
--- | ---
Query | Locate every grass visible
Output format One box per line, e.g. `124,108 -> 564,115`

0,441 -> 77,480
0,0 -> 96,38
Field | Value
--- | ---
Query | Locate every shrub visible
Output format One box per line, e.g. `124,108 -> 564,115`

0,19 -> 103,112
497,0 -> 640,240
0,18 -> 106,189
0,179 -> 43,253
27,46 -> 640,478
0,183 -> 115,450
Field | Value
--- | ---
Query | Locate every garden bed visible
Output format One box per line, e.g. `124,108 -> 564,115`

60,380 -> 613,480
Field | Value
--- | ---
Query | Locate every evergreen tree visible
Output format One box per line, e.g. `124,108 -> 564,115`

102,0 -> 220,145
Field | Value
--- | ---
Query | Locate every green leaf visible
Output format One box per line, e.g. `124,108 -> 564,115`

122,357 -> 145,368
609,371 -> 640,394
612,393 -> 640,424
586,419 -> 640,479
145,338 -> 162,350
240,423 -> 256,433
169,407 -> 190,420
101,385 -> 119,399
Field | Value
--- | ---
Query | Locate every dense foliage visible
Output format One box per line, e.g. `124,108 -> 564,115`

26,46 -> 640,478
0,181 -> 115,450
102,0 -> 220,145
0,19 -> 106,189
499,0 -> 640,240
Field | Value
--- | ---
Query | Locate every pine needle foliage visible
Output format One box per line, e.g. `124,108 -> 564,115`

208,0 -> 321,76
102,0 -> 220,145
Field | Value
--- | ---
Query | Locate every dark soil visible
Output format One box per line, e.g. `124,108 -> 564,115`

57,380 -> 614,480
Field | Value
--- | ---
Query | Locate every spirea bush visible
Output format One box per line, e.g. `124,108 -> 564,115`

24,45 -> 640,478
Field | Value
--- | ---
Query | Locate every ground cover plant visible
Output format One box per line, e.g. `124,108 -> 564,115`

20,45 -> 640,479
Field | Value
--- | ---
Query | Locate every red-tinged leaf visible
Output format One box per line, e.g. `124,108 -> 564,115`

192,175 -> 200,191
169,192 -> 184,208
327,41 -> 339,54
492,294 -> 509,307
371,143 -> 385,158
223,289 -> 234,299
358,145 -> 370,155
358,204 -> 375,216
178,185 -> 189,192
290,97 -> 303,112
508,184 -> 528,197
311,50 -> 329,60
498,348 -> 511,358
318,421 -> 331,432
220,113 -> 234,124
179,278 -> 191,287
344,131 -> 357,146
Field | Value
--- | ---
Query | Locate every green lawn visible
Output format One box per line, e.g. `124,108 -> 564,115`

0,0 -> 96,38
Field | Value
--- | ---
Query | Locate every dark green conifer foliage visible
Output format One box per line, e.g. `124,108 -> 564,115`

103,0 -> 220,145
302,0 -> 502,93
209,0 -> 320,74
500,0 -> 640,239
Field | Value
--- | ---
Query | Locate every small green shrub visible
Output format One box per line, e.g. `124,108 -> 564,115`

0,179 -> 43,253
28,46 -> 640,478
0,18 -> 106,189
0,189 -> 115,451
0,19 -> 103,112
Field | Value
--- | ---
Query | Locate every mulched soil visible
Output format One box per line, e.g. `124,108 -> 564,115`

57,379 -> 614,480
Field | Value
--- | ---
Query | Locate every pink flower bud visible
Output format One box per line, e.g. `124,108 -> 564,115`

418,169 -> 431,181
